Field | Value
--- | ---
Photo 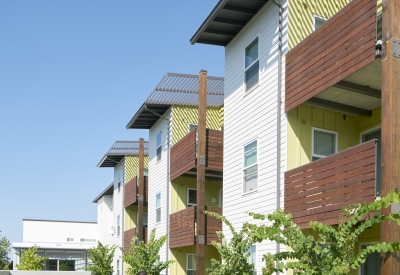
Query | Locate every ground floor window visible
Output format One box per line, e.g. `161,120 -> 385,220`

187,254 -> 196,275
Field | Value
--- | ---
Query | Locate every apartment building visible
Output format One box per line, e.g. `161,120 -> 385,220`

96,140 -> 149,275
126,72 -> 224,275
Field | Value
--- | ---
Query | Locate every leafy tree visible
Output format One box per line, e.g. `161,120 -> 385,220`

0,231 -> 10,270
122,228 -> 174,275
84,242 -> 116,275
205,211 -> 255,275
245,191 -> 400,275
16,246 -> 48,270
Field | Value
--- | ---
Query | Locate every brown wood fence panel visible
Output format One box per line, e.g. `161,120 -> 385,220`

206,206 -> 222,245
206,130 -> 224,170
124,177 -> 138,208
124,227 -> 136,250
285,0 -> 377,112
169,206 -> 196,248
284,140 -> 377,229
170,130 -> 197,181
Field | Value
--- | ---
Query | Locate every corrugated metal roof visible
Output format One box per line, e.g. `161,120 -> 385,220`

126,73 -> 224,129
98,141 -> 149,168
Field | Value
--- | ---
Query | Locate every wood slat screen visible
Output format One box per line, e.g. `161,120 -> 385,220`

206,130 -> 224,170
169,206 -> 196,248
170,130 -> 197,181
285,0 -> 377,112
124,176 -> 148,207
124,227 -> 137,250
284,140 -> 377,229
206,206 -> 222,245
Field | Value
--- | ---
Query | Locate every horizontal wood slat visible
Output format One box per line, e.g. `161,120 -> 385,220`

170,129 -> 224,181
169,206 -> 196,248
284,140 -> 377,229
124,176 -> 148,207
285,0 -> 377,112
206,206 -> 222,245
124,227 -> 148,250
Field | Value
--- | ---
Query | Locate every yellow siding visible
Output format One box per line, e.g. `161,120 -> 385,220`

171,177 -> 222,213
125,205 -> 148,230
219,105 -> 224,129
125,155 -> 149,183
171,106 -> 222,145
287,105 -> 381,170
288,0 -> 351,50
170,246 -> 221,275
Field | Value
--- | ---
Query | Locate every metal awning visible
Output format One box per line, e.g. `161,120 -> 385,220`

126,72 -> 224,129
97,140 -> 149,168
190,0 -> 270,46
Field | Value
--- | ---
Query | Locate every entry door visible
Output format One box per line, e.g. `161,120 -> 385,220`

362,129 -> 381,196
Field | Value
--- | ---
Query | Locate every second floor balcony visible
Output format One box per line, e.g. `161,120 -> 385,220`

124,226 -> 148,250
170,129 -> 223,181
124,176 -> 148,208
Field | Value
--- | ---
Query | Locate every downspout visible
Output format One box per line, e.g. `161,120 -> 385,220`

270,1 -> 284,274
144,104 -> 171,275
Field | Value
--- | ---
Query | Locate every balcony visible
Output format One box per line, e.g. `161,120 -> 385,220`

284,140 -> 377,229
124,227 -> 148,250
124,176 -> 148,208
169,206 -> 222,249
170,129 -> 223,181
285,0 -> 381,116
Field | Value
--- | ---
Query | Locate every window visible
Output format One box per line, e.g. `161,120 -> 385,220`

188,124 -> 198,132
245,37 -> 259,92
137,213 -> 148,226
243,140 -> 258,193
187,254 -> 196,275
117,215 -> 120,237
360,244 -> 381,275
312,128 -> 338,161
313,15 -> 327,30
156,193 -> 161,223
80,238 -> 85,242
156,131 -> 162,161
247,245 -> 257,275
117,171 -> 122,192
144,168 -> 149,176
187,189 -> 197,207
67,238 -> 74,242
117,260 -> 120,275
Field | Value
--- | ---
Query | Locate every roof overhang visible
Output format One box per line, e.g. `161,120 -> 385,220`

126,103 -> 171,130
190,0 -> 270,46
92,182 -> 114,203
97,155 -> 125,168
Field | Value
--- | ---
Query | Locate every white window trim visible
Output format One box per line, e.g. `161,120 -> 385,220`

360,125 -> 381,143
187,188 -> 197,207
186,254 -> 196,275
242,139 -> 258,195
311,127 -> 338,160
188,123 -> 198,133
156,193 -> 161,223
247,244 -> 257,275
313,14 -> 328,31
156,131 -> 162,162
358,242 -> 379,275
243,36 -> 260,94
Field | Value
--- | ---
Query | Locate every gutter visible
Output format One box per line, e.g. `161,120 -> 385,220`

270,1 -> 284,274
144,104 -> 171,275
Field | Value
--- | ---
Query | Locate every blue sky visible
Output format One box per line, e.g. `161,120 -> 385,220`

0,0 -> 224,249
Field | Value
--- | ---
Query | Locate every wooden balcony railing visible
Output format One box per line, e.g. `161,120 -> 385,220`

284,140 -> 377,229
170,129 -> 223,181
124,176 -> 148,208
169,206 -> 222,248
285,0 -> 377,112
124,227 -> 148,250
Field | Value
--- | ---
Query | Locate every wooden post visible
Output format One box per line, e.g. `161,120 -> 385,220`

138,138 -> 145,242
381,0 -> 400,274
196,70 -> 207,275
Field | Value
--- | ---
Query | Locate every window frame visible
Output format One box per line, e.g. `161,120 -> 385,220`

187,188 -> 197,207
313,14 -> 328,31
311,127 -> 338,161
244,36 -> 260,94
188,123 -> 198,133
242,139 -> 258,194
117,215 -> 120,237
156,193 -> 161,223
156,131 -> 162,162
247,244 -> 257,275
186,253 -> 196,275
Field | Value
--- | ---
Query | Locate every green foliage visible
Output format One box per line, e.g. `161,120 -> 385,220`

84,242 -> 116,275
122,228 -> 174,275
0,231 -> 10,270
245,191 -> 400,275
16,246 -> 48,270
205,211 -> 255,275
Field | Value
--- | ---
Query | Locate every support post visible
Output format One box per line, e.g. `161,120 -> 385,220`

138,138 -> 145,242
196,70 -> 207,275
381,0 -> 400,274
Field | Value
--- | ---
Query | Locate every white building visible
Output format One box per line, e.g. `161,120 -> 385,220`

191,0 -> 289,273
13,219 -> 97,271
92,182 -> 114,246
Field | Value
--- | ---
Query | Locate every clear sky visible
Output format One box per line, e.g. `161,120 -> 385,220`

0,0 -> 224,250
